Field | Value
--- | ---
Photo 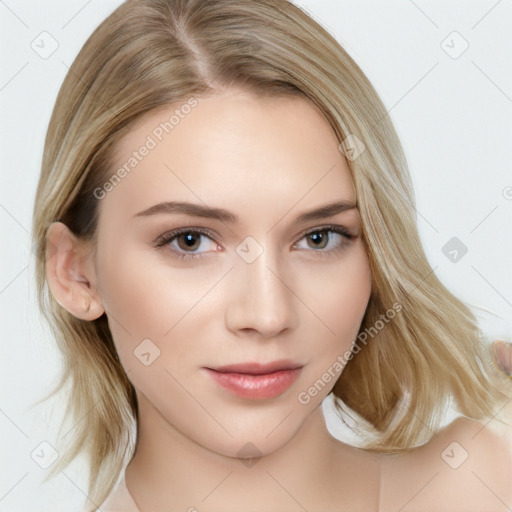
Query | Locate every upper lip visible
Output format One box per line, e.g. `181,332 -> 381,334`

206,360 -> 303,375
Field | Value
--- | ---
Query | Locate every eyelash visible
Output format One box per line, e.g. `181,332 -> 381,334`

154,224 -> 355,261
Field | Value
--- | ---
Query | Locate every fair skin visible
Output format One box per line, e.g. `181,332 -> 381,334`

45,89 -> 511,511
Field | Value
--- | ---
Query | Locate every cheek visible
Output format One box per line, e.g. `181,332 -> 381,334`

94,245 -> 178,354
95,242 -> 225,368
293,243 -> 371,405
303,242 -> 371,343
97,236 -> 370,375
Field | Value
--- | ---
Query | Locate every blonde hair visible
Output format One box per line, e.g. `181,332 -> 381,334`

31,0 -> 511,508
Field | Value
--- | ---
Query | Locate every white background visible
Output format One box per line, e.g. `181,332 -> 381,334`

1,0 -> 511,510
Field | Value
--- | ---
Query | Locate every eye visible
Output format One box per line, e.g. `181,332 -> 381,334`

293,225 -> 353,255
154,224 -> 354,261
154,227 -> 220,260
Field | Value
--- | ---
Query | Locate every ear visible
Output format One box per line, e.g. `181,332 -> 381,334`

45,222 -> 105,321
492,340 -> 512,376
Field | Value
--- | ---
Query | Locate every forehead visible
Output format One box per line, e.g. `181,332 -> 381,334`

99,90 -> 356,225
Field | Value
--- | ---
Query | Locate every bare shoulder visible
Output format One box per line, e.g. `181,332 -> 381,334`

379,415 -> 512,512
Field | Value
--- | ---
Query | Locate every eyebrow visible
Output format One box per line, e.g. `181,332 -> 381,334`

133,200 -> 356,224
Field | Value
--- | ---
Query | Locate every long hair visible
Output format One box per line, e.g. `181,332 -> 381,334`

31,0 -> 511,507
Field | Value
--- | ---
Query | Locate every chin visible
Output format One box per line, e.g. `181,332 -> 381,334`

185,412 -> 307,462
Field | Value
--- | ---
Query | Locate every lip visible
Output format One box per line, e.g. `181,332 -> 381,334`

203,360 -> 303,400
212,360 -> 303,375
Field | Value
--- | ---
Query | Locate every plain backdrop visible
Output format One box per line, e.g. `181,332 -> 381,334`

1,0 -> 511,510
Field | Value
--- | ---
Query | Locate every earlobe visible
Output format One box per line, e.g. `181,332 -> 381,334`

45,222 -> 105,321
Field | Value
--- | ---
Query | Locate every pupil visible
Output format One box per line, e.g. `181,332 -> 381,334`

181,232 -> 199,249
310,231 -> 327,248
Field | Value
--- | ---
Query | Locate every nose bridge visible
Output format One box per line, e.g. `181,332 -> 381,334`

226,238 -> 296,336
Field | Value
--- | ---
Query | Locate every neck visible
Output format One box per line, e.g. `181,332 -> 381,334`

125,393 -> 353,511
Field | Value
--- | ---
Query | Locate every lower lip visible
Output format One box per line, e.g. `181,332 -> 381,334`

204,367 -> 302,400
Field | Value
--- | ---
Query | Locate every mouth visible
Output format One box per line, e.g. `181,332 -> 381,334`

203,360 -> 304,400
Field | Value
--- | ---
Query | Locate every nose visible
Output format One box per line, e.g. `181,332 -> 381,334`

224,245 -> 298,338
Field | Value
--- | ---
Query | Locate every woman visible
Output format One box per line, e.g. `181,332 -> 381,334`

32,0 -> 512,510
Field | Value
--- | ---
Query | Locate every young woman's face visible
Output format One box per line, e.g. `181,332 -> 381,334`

92,88 -> 372,457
